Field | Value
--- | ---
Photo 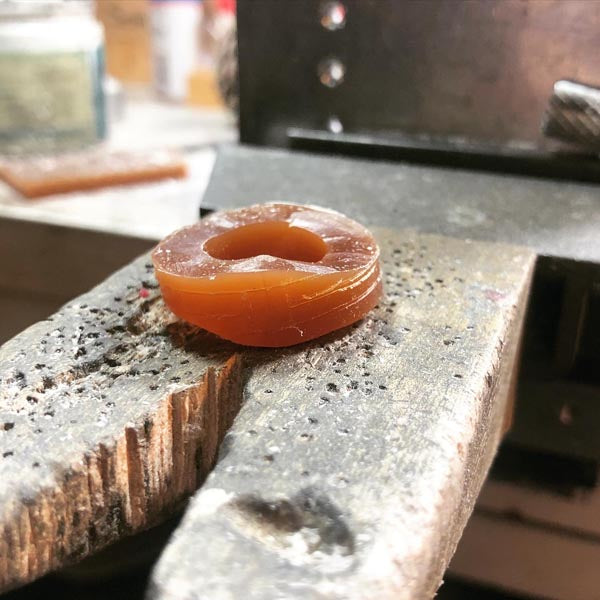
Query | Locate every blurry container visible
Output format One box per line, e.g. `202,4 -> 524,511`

186,0 -> 235,108
150,0 -> 200,102
0,1 -> 106,155
95,0 -> 152,84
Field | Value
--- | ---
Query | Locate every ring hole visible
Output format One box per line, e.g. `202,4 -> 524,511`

204,221 -> 328,263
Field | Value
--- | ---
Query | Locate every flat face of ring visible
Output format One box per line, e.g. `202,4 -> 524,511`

152,203 -> 380,279
151,203 -> 382,347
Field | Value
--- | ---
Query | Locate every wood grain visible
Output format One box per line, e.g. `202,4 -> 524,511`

0,229 -> 534,596
148,230 -> 534,600
0,258 -> 243,591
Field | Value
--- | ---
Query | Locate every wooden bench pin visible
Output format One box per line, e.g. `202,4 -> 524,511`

0,219 -> 533,598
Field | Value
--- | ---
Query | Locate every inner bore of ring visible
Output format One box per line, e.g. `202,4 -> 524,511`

204,221 -> 328,263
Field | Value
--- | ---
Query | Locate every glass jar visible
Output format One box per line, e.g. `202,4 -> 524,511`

0,0 -> 106,154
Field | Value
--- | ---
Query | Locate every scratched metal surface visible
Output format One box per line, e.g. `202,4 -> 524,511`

203,145 -> 600,264
238,0 -> 600,150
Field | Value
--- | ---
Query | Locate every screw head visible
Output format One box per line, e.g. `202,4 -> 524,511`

327,116 -> 343,134
318,58 -> 345,88
320,1 -> 347,31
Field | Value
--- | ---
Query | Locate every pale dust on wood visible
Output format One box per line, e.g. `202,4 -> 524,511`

0,229 -> 534,598
0,258 -> 243,591
147,230 -> 534,600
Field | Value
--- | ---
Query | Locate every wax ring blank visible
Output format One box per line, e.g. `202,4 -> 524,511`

152,203 -> 382,347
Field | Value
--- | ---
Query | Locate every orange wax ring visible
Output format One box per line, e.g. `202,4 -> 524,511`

152,203 -> 382,347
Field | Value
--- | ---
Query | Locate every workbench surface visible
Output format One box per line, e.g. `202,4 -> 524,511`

0,227 -> 533,599
204,145 -> 600,264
